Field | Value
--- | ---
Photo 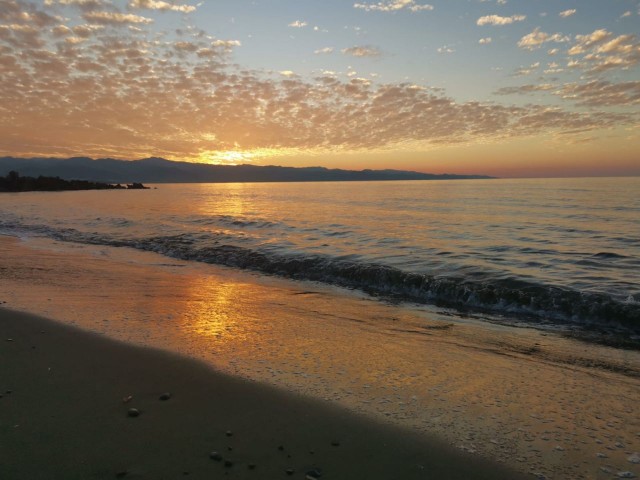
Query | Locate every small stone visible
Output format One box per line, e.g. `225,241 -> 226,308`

331,441 -> 340,447
225,430 -> 233,437
617,472 -> 636,479
306,468 -> 322,479
227,446 -> 233,451
224,459 -> 233,468
122,395 -> 133,404
278,445 -> 284,451
596,452 -> 608,458
629,453 -> 640,464
248,464 -> 256,470
159,392 -> 172,401
6,338 -> 13,342
286,468 -> 295,475
209,451 -> 222,461
127,408 -> 140,418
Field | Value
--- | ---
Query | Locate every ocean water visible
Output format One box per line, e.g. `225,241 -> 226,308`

1,177 -> 639,333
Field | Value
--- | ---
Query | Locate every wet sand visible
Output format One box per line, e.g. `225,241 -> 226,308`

0,307 -> 525,479
1,236 -> 640,479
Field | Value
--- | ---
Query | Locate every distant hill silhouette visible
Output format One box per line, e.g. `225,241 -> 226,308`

0,156 -> 494,184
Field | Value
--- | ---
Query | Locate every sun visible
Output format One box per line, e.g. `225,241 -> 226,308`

196,148 -> 292,165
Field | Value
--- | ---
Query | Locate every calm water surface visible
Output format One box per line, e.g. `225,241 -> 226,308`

1,177 -> 638,331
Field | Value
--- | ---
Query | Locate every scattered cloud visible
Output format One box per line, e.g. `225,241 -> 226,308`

342,45 -> 382,57
437,45 -> 455,54
556,80 -> 640,106
82,11 -> 153,24
479,37 -> 492,44
558,9 -> 576,18
495,84 -> 555,95
518,28 -> 569,50
568,29 -> 640,73
288,20 -> 307,28
353,1 -> 433,13
314,47 -> 334,54
497,80 -> 640,107
129,0 -> 196,13
0,0 -> 635,161
477,14 -> 525,26
513,62 -> 540,76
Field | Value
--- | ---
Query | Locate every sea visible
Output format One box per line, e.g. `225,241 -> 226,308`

1,177 -> 638,335
2,176 -> 640,479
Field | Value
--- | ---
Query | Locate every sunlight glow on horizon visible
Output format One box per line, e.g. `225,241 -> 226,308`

1,0 -> 639,177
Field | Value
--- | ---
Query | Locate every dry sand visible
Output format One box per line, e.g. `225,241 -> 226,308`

0,307 -> 526,480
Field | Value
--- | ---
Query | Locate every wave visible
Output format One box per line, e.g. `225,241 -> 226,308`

2,219 -> 639,331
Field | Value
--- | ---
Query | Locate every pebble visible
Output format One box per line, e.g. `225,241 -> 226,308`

248,464 -> 256,470
629,453 -> 640,464
225,430 -> 233,437
306,468 -> 322,479
286,468 -> 295,475
127,408 -> 140,418
224,460 -> 234,468
617,472 -> 636,479
596,453 -> 608,458
159,393 -> 172,401
331,441 -> 340,447
209,451 -> 222,461
278,445 -> 285,451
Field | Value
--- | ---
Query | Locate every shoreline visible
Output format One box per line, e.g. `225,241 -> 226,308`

1,235 -> 639,479
0,307 -> 525,479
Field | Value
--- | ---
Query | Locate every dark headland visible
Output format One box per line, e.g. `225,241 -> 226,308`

0,171 -> 148,192
0,156 -> 494,184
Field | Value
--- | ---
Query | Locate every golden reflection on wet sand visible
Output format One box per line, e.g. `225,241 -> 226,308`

1,236 -> 639,480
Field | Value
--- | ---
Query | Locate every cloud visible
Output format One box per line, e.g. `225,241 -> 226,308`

556,80 -> 640,106
495,84 -> 555,95
0,0 -> 634,161
83,11 -> 153,24
314,47 -> 334,54
477,14 -> 525,26
437,45 -> 455,54
518,28 -> 569,50
342,45 -> 381,57
568,29 -> 640,73
128,0 -> 196,13
513,62 -> 539,76
479,37 -> 492,44
288,20 -> 307,28
558,9 -> 576,18
497,80 -> 640,107
353,1 -> 433,13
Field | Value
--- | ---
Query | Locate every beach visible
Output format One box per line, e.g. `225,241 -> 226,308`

1,234 -> 639,479
0,306 -> 528,479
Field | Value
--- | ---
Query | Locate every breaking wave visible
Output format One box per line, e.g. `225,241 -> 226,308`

2,218 -> 638,331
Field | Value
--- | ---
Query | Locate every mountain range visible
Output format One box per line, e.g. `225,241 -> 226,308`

0,156 -> 494,183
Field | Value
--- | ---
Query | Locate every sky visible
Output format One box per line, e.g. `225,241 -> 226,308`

1,0 -> 639,177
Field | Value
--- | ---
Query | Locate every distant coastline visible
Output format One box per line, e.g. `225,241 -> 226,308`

0,156 -> 494,184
